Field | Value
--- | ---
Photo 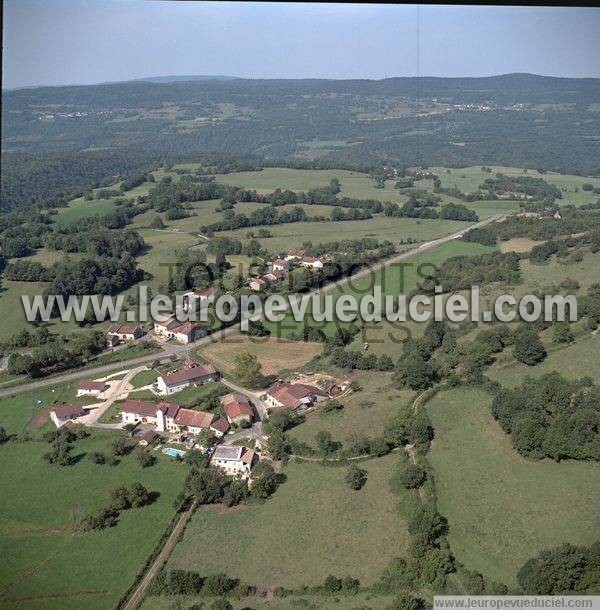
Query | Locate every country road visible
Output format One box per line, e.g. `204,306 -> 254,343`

0,214 -> 504,400
123,501 -> 197,610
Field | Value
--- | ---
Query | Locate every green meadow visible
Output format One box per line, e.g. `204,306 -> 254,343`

426,386 -> 600,586
0,383 -> 186,610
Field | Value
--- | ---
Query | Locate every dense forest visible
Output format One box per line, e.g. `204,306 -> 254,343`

2,74 -> 600,213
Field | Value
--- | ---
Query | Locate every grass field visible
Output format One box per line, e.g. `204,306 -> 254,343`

429,165 -> 600,207
489,332 -> 600,387
220,215 -> 472,254
0,385 -> 186,609
53,198 -> 118,224
167,453 -> 409,589
198,334 -> 322,377
214,168 -> 410,203
289,372 -> 413,447
426,386 -> 600,586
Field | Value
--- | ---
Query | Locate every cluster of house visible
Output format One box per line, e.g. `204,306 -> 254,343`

153,315 -> 206,344
248,250 -> 328,292
120,399 -> 230,437
154,358 -> 219,395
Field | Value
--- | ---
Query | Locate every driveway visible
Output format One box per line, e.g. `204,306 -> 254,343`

79,365 -> 148,427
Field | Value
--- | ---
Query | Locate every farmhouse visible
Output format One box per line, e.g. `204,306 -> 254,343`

50,404 -> 87,427
76,380 -> 108,397
153,316 -> 205,343
249,277 -> 266,291
300,256 -> 326,270
156,363 -> 218,395
210,445 -> 255,478
282,249 -> 305,261
262,270 -> 284,284
272,258 -> 290,272
153,315 -> 179,336
264,382 -> 329,410
106,323 -> 143,342
120,399 -> 229,437
221,393 -> 254,425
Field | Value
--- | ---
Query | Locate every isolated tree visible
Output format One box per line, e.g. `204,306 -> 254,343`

345,464 -> 368,490
250,462 -> 280,499
232,351 -> 263,387
513,329 -> 547,366
0,426 -> 8,444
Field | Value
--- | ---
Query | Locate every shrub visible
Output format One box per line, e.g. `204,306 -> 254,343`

398,463 -> 427,489
344,464 -> 368,490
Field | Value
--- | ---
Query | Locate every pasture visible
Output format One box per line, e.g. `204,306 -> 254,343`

166,453 -> 410,589
426,386 -> 600,586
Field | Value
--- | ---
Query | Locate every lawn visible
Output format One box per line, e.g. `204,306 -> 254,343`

166,453 -> 410,589
426,386 -> 600,586
198,334 -> 322,377
289,372 -> 413,447
135,229 -> 203,291
53,197 -> 118,224
130,368 -> 158,388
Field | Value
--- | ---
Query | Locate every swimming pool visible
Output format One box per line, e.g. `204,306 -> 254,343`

162,447 -> 186,458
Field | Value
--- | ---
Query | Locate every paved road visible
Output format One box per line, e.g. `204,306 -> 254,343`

0,214 -> 504,400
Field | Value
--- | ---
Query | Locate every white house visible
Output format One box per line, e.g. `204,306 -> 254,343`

300,256 -> 326,270
264,382 -> 329,410
153,315 -> 180,336
76,380 -> 108,397
153,316 -> 205,344
120,399 -> 229,437
155,363 -> 217,395
50,404 -> 87,427
210,445 -> 255,478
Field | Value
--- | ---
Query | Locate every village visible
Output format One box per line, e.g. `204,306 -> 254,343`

49,341 -> 346,483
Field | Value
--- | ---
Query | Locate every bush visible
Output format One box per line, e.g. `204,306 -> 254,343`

398,463 -> 427,489
344,464 -> 368,490
136,448 -> 157,468
89,451 -> 107,464
81,507 -> 119,531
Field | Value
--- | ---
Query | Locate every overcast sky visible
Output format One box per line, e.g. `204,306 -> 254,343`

3,1 -> 600,89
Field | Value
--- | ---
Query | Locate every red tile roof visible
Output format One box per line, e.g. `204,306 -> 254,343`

174,408 -> 214,429
162,364 -> 216,386
194,286 -> 217,297
107,323 -> 141,335
268,382 -> 328,409
52,404 -> 86,419
223,400 -> 253,420
121,399 -> 159,417
210,415 -> 230,435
